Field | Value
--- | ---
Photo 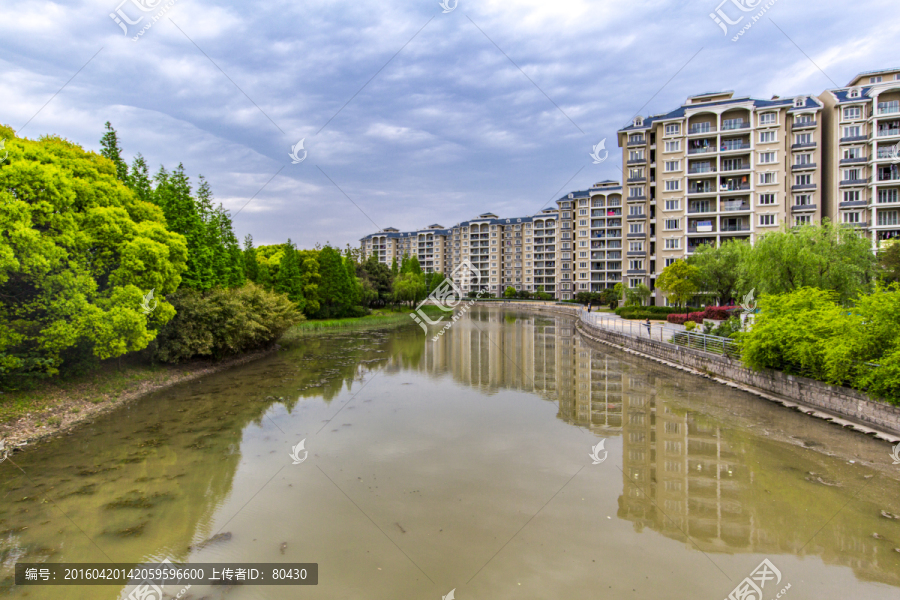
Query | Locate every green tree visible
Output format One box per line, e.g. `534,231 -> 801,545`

126,154 -> 154,204
315,245 -> 356,318
390,257 -> 399,277
297,250 -> 322,315
878,240 -> 900,283
99,121 -> 128,182
655,259 -> 699,307
393,273 -> 426,307
0,126 -> 187,387
257,260 -> 273,290
153,164 -> 211,289
243,235 -> 259,282
360,255 -> 393,307
689,240 -> 750,304
504,286 -> 518,299
274,240 -> 304,308
745,221 -> 876,304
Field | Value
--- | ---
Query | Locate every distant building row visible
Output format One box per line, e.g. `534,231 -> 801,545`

361,68 -> 900,303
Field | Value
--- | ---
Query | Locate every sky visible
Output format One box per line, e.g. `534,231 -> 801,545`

1,0 -> 899,248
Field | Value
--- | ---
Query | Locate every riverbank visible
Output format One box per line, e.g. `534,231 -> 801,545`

0,306 -> 437,452
0,347 -> 279,452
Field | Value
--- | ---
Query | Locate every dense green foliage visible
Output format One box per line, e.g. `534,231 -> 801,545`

615,306 -> 683,320
655,260 -> 699,307
153,283 -> 303,363
689,240 -> 750,304
739,286 -> 900,402
0,125 -> 188,388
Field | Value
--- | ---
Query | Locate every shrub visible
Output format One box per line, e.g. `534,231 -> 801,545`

667,314 -> 689,325
153,282 -> 303,363
684,321 -> 697,331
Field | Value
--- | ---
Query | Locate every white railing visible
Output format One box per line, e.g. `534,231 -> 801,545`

578,311 -> 741,359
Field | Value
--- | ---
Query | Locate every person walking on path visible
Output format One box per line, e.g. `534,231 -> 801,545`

644,317 -> 651,336
587,302 -> 592,313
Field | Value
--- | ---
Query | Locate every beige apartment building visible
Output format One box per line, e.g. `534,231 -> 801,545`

618,91 -> 825,305
561,180 -> 624,295
820,68 -> 900,248
360,224 -> 452,273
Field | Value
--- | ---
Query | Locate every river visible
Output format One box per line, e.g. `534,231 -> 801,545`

1,306 -> 899,599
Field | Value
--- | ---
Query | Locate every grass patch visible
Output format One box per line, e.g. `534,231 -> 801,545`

280,306 -> 445,340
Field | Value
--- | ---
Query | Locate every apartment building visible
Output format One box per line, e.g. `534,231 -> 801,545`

360,224 -> 452,273
561,180 -> 625,295
619,91 -> 824,304
820,68 -> 900,248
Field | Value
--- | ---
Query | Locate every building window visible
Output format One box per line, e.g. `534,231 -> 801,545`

664,238 -> 680,250
629,241 -> 643,252
758,193 -> 776,205
795,173 -> 812,186
843,106 -> 862,120
629,223 -> 644,234
879,189 -> 899,204
664,160 -> 681,172
665,258 -> 677,267
843,190 -> 861,203
664,199 -> 681,211
629,278 -> 642,288
759,214 -> 777,226
759,112 -> 776,125
842,211 -> 861,224
843,125 -> 862,138
759,131 -> 776,143
794,194 -> 813,206
664,218 -> 680,230
759,172 -> 776,184
878,210 -> 899,226
629,260 -> 644,271
870,76 -> 883,83
759,151 -> 776,164
843,147 -> 863,160
665,123 -> 681,135
795,215 -> 812,226
629,187 -> 644,198
664,140 -> 681,152
665,180 -> 681,191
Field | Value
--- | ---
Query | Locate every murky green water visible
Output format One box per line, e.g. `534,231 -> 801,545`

1,307 -> 899,599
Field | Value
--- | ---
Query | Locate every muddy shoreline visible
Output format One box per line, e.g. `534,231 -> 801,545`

0,346 -> 279,454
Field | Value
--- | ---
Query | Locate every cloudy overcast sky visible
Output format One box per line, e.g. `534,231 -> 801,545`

2,0 -> 898,248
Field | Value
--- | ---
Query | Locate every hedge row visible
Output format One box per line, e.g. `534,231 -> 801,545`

615,306 -> 683,318
666,306 -> 737,325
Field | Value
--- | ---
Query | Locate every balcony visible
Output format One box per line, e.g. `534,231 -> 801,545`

689,187 -> 716,195
626,269 -> 647,275
626,251 -> 646,257
792,142 -> 817,150
792,120 -> 817,130
688,125 -> 716,135
626,177 -> 647,183
688,146 -> 716,155
720,183 -> 751,192
791,203 -> 817,212
627,195 -> 647,202
840,134 -> 870,143
720,142 -> 752,152
877,128 -> 900,138
721,122 -> 751,131
626,232 -> 646,238
688,166 -> 716,175
878,105 -> 900,116
627,157 -> 647,165
878,173 -> 900,183
688,205 -> 715,214
688,222 -> 716,234
627,138 -> 646,147
792,162 -> 817,171
839,156 -> 867,164
791,183 -> 817,191
722,200 -> 751,212
840,177 -> 870,186
839,200 -> 868,208
720,222 -> 751,233
626,213 -> 646,220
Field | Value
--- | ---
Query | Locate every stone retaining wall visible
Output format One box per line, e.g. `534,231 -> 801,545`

478,301 -> 900,440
